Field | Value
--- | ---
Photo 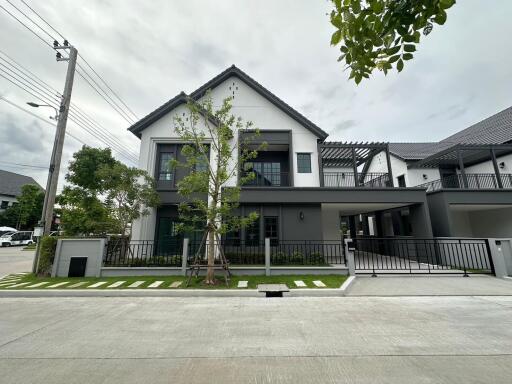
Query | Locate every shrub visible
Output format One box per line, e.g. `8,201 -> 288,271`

37,236 -> 58,276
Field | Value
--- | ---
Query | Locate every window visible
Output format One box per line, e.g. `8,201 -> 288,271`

397,175 -> 406,188
225,228 -> 241,246
244,162 -> 282,186
0,201 -> 8,209
245,217 -> 260,245
297,153 -> 311,173
264,217 -> 279,245
158,152 -> 174,181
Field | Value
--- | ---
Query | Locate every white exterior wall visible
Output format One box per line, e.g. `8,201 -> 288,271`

465,153 -> 512,175
366,151 -> 440,187
206,76 -> 321,187
132,75 -> 323,240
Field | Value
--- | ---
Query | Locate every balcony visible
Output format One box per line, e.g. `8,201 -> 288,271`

323,172 -> 392,188
417,173 -> 512,192
241,171 -> 290,187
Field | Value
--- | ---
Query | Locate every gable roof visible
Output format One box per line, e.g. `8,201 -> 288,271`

388,142 -> 454,161
389,106 -> 512,161
440,106 -> 512,145
128,65 -> 329,140
0,169 -> 42,198
128,92 -> 189,138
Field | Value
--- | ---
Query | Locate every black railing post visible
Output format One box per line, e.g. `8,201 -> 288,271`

385,144 -> 394,187
490,148 -> 504,189
352,148 -> 359,187
457,149 -> 469,188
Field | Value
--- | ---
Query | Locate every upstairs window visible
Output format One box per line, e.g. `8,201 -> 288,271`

158,152 -> 174,181
0,201 -> 8,209
397,175 -> 406,188
297,153 -> 311,173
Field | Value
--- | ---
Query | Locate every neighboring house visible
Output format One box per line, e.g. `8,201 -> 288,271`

0,169 -> 42,212
129,65 -> 434,245
366,106 -> 512,237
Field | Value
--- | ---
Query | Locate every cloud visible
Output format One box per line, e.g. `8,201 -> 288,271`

0,0 -> 511,188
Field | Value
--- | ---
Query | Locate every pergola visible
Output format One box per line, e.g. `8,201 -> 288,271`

409,143 -> 512,188
318,142 -> 393,187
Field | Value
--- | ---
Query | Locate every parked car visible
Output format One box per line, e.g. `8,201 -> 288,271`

0,226 -> 17,237
0,231 -> 34,247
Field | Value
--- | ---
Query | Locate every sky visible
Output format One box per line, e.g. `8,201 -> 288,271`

1,0 -> 511,189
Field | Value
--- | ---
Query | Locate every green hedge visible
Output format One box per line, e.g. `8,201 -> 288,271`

36,236 -> 58,276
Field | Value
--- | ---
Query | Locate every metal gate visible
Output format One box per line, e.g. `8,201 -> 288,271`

353,237 -> 495,276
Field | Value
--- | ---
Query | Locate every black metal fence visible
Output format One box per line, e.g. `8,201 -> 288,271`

186,240 -> 346,266
352,237 -> 494,275
323,172 -> 391,188
417,173 -> 512,192
104,239 -> 183,267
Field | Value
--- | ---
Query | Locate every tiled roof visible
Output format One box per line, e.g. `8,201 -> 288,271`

390,106 -> 512,160
128,65 -> 329,140
388,142 -> 454,160
0,169 -> 42,197
440,106 -> 512,145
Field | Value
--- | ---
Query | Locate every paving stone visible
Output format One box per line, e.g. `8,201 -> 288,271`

148,281 -> 163,288
128,281 -> 145,288
169,281 -> 182,288
67,282 -> 87,288
313,280 -> 326,288
87,281 -> 108,288
237,280 -> 248,288
107,281 -> 126,288
26,282 -> 51,288
7,282 -> 31,288
294,280 -> 307,287
47,282 -> 70,288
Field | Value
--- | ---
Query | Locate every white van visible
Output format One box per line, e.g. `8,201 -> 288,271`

0,231 -> 34,247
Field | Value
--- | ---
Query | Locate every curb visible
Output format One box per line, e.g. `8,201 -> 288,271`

0,276 -> 357,298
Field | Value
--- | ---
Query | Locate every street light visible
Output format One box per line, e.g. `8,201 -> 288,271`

26,102 -> 59,120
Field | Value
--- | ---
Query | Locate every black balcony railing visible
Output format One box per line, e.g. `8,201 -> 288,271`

323,172 -> 391,188
241,171 -> 289,187
417,173 -> 512,192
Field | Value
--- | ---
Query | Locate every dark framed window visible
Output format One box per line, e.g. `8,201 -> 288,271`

245,217 -> 260,245
244,162 -> 282,186
297,153 -> 311,173
264,216 -> 279,245
0,201 -> 8,209
225,228 -> 241,246
397,175 -> 406,188
158,152 -> 174,181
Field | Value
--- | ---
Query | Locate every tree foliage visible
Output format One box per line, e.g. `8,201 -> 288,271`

330,0 -> 456,83
0,184 -> 44,230
59,146 -> 159,236
173,93 -> 264,283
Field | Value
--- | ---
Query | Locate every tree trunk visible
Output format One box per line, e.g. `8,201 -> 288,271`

205,227 -> 216,284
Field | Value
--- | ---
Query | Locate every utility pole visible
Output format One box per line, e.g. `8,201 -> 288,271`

32,41 -> 77,273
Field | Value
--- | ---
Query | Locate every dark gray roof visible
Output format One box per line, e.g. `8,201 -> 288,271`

128,65 -> 329,140
0,169 -> 42,197
388,142 -> 454,160
440,106 -> 512,145
128,92 -> 189,138
389,106 -> 512,161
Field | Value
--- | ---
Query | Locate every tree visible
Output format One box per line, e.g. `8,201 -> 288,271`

0,184 -> 44,230
173,94 -> 264,284
330,0 -> 456,83
97,163 -> 160,237
59,146 -> 159,236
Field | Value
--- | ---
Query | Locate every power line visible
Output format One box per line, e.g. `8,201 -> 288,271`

0,70 -> 139,164
0,2 -> 140,153
0,3 -> 54,49
0,95 -> 87,146
5,0 -> 56,42
13,0 -> 139,124
0,160 -> 48,169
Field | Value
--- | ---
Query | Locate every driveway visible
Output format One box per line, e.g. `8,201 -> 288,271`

1,295 -> 512,383
348,275 -> 512,296
0,247 -> 33,277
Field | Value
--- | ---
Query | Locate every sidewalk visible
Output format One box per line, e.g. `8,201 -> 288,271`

347,275 -> 512,296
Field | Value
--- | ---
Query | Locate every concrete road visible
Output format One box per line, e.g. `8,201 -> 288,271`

1,296 -> 512,383
0,246 -> 33,277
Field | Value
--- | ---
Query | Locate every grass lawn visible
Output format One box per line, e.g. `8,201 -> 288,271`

0,273 -> 347,290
